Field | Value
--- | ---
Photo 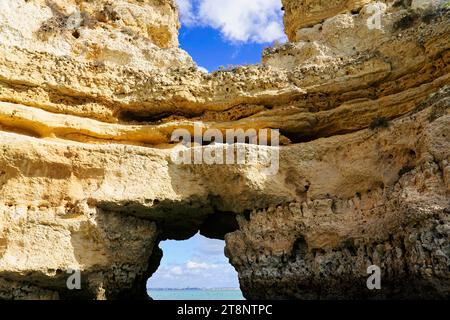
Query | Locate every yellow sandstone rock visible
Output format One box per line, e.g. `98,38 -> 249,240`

0,0 -> 449,299
282,0 -> 372,41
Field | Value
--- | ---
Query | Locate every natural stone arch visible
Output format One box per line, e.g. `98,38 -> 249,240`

0,0 -> 449,300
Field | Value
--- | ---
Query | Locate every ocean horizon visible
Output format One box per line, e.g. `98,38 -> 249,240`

148,288 -> 245,300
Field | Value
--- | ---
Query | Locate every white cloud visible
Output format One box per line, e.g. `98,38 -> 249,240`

147,234 -> 239,289
169,266 -> 183,275
177,0 -> 197,26
186,260 -> 219,270
149,260 -> 237,288
197,66 -> 209,73
176,0 -> 286,43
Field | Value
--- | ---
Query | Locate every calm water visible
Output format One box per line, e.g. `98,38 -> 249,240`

149,289 -> 245,300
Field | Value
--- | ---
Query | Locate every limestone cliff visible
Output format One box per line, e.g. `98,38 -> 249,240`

0,0 -> 449,299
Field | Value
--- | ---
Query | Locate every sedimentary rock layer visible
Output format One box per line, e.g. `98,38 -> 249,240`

0,0 -> 449,299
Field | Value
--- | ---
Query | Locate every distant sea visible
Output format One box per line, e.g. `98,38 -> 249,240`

148,289 -> 245,300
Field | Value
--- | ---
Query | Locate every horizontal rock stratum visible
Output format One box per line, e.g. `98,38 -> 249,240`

0,0 -> 449,299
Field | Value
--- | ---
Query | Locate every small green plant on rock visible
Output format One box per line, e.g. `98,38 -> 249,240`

394,11 -> 418,30
369,116 -> 390,130
399,165 -> 414,177
393,0 -> 413,8
428,101 -> 449,122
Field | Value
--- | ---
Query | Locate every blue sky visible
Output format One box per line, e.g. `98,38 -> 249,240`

176,0 -> 286,71
179,26 -> 270,71
147,233 -> 239,289
148,0 -> 285,290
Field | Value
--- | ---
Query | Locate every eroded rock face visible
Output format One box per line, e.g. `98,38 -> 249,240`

0,0 -> 191,72
282,0 -> 372,41
0,0 -> 449,299
226,96 -> 450,299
